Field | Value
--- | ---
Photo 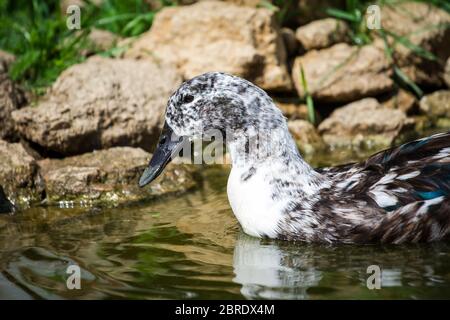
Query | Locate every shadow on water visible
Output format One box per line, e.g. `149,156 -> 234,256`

0,167 -> 449,299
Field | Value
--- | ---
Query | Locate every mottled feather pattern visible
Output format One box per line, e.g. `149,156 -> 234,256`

160,72 -> 450,244
278,132 -> 450,244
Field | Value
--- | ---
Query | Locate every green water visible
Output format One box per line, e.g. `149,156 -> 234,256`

1,152 -> 450,299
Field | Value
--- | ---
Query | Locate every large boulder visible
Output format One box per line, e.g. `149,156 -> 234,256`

318,98 -> 414,149
125,1 -> 292,92
295,18 -> 349,51
38,147 -> 199,206
0,52 -> 27,141
0,140 -> 44,208
12,56 -> 182,156
380,2 -> 450,86
168,0 -> 343,24
292,43 -> 394,103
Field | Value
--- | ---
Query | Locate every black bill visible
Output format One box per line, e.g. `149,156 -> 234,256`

139,122 -> 185,188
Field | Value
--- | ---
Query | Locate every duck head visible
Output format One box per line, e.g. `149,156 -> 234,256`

139,72 -> 287,187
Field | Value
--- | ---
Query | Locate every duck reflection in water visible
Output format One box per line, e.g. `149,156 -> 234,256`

232,232 -> 450,299
233,233 -> 322,299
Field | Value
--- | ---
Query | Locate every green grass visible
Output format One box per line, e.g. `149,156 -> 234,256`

0,0 -> 87,93
299,64 -> 316,126
258,0 -> 298,26
0,0 -> 173,94
326,0 -> 373,45
84,0 -> 176,37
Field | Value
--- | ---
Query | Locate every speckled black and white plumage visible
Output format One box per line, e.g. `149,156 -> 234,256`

160,72 -> 450,244
279,133 -> 450,243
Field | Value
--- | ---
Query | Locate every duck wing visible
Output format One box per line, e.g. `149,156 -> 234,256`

322,131 -> 450,243
363,131 -> 450,206
321,131 -> 450,205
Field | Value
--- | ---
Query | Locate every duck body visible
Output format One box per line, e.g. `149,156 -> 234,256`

139,72 -> 450,244
227,131 -> 450,244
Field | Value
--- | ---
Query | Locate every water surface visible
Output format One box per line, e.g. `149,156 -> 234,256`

1,153 -> 450,299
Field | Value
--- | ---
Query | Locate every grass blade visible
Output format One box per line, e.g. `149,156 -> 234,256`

300,64 -> 316,126
393,66 -> 424,97
326,8 -> 359,22
384,30 -> 439,62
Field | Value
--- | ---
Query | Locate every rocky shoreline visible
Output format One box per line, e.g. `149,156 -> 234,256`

1,0 -> 450,212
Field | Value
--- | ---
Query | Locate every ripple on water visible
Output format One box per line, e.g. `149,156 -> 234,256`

0,167 -> 450,299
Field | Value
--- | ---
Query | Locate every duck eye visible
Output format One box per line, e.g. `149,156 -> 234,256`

159,136 -> 167,145
182,94 -> 194,104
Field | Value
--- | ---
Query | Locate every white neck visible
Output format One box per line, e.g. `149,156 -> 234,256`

225,122 -> 328,238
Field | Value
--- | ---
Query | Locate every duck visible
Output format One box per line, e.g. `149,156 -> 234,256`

139,72 -> 450,244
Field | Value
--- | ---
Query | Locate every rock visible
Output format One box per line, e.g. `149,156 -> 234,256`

295,18 -> 349,51
0,50 -> 15,69
288,120 -> 327,155
280,28 -> 298,56
0,185 -> 15,214
412,115 -> 434,134
0,140 -> 44,208
125,1 -> 292,92
380,2 -> 450,86
222,0 -> 261,6
297,0 -> 344,25
275,99 -> 308,120
12,56 -> 182,156
318,98 -> 414,149
292,43 -> 394,103
381,88 -> 418,115
445,57 -> 450,88
0,66 -> 27,141
86,28 -> 122,52
38,147 -> 198,205
419,90 -> 450,125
